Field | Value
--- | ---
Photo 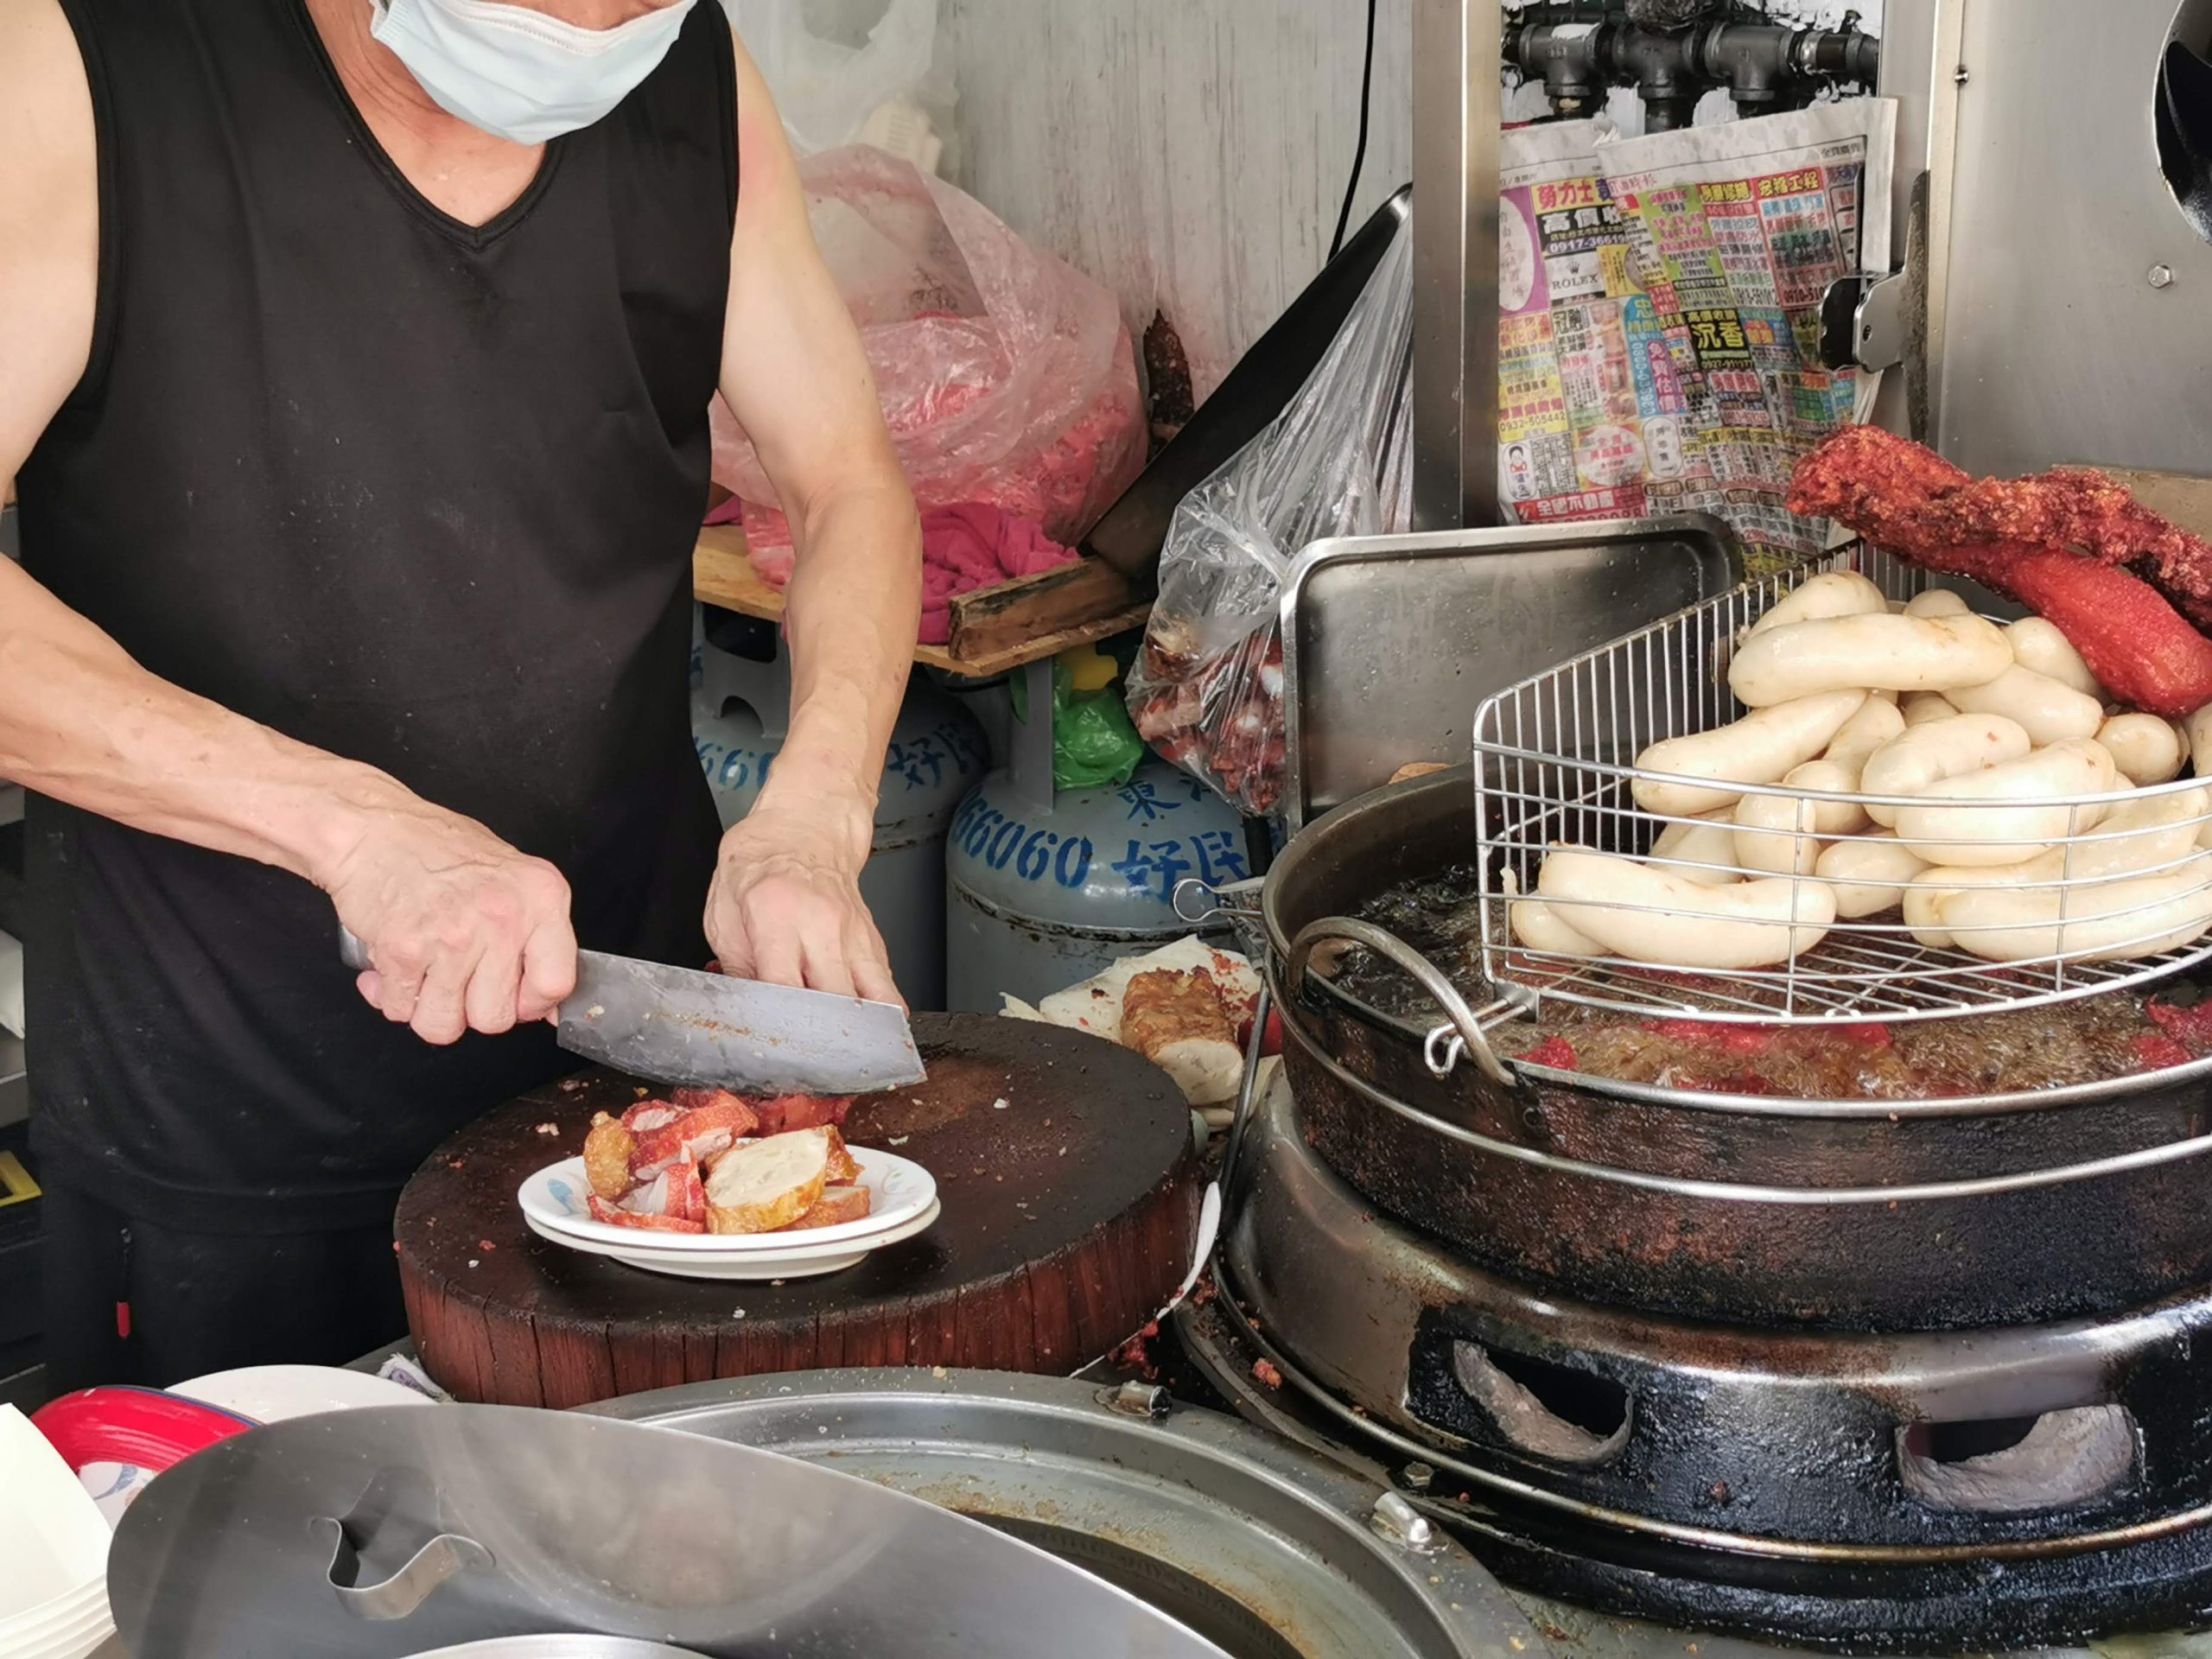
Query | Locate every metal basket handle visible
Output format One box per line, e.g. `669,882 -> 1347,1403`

1173,874 -> 1262,924
1286,917 -> 1512,1087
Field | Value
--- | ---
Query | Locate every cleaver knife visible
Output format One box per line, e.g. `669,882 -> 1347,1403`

340,930 -> 924,1096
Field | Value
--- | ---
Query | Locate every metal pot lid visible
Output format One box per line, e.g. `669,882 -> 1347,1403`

108,1404 -> 1232,1659
588,1367 -> 1552,1659
406,1643 -> 706,1658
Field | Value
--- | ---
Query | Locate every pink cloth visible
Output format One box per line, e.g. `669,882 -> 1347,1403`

918,504 -> 1076,645
706,499 -> 1074,645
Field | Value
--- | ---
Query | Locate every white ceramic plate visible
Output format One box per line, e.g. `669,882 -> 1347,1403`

0,1406 -> 109,1624
168,1365 -> 433,1425
523,1197 -> 942,1281
519,1144 -> 937,1253
4,1592 -> 113,1659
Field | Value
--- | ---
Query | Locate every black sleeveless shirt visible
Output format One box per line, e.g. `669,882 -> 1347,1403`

16,0 -> 735,1230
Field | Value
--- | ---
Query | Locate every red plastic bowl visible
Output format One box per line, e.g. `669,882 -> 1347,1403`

30,1386 -> 258,1474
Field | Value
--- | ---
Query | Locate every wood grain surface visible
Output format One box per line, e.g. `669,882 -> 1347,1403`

397,1013 -> 1205,1408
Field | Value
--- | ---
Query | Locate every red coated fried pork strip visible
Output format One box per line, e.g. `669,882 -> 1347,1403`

1789,430 -> 2212,715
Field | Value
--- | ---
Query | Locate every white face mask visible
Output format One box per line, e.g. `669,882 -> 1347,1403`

369,0 -> 699,146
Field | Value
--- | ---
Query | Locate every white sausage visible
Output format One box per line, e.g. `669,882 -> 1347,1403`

2186,702 -> 2212,783
1728,613 -> 2013,707
2099,712 -> 2186,786
1904,588 -> 1972,618
1631,691 -> 1869,817
1783,759 -> 1873,833
1934,855 -> 2212,963
1648,812 -> 1744,886
1955,785 -> 2211,886
1891,738 -> 2120,866
1821,698 -> 1907,775
1749,570 -> 1889,638
1900,691 -> 1960,728
2005,617 -> 2103,699
1815,834 -> 1929,918
1728,761 -> 1870,880
1859,714 -> 2032,827
1510,898 -> 1603,957
1904,865 -> 2022,949
1731,791 -> 1823,877
1535,848 -> 1835,969
1947,665 -> 2106,748
1504,867 -> 1603,957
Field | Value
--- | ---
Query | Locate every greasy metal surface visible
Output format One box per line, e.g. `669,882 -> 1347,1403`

1262,766 -> 2212,1329
1186,1104 -> 2212,1651
1930,0 -> 2212,483
590,1367 -> 1552,1659
1180,1287 -> 2212,1655
394,1014 -> 1204,1401
1223,1073 -> 2212,1557
1408,0 -> 1502,531
556,950 -> 924,1095
1281,517 -> 1742,826
110,1404 -> 1229,1659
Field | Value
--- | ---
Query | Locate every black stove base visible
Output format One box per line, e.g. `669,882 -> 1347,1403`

1178,1293 -> 2212,1655
1186,1076 -> 2212,1654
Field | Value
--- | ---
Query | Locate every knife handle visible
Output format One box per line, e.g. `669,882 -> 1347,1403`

339,926 -> 372,973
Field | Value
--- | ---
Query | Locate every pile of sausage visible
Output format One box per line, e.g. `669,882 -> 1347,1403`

1510,571 -> 2212,973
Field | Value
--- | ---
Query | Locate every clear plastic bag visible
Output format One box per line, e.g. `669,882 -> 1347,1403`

727,0 -> 942,157
1124,227 -> 1414,817
710,147 -> 1146,583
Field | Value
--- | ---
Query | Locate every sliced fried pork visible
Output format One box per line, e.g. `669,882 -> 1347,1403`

628,1094 -> 760,1182
749,1094 -> 852,1135
1121,968 -> 1244,1106
780,1185 -> 873,1230
820,1125 -> 861,1185
620,1099 -> 683,1133
587,1194 -> 706,1233
582,1112 -> 636,1201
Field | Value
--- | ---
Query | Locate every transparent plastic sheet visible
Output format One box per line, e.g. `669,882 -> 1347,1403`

1124,228 -> 1414,817
727,0 -> 942,157
710,147 -> 1145,583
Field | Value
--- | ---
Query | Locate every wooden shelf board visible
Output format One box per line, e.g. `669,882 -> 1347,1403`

694,525 -> 1148,681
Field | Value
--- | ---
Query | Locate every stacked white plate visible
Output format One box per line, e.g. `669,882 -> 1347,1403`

0,1405 -> 115,1658
518,1145 -> 939,1280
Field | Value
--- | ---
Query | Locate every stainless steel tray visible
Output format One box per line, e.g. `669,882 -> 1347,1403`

1279,515 -> 1744,827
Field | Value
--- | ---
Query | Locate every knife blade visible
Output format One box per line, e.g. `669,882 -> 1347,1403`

338,930 -> 923,1096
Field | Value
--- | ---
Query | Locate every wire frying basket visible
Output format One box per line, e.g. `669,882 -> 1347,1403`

1471,543 -> 2212,1026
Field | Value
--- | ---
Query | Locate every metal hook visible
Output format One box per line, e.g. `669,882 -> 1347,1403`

313,1516 -> 493,1622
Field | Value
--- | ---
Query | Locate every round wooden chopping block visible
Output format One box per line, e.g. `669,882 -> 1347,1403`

395,1013 -> 1205,1408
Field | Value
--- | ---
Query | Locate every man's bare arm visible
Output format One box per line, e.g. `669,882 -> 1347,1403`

0,0 -> 574,1041
704,34 -> 923,1001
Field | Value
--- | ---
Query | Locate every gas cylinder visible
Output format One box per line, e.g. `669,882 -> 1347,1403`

691,626 -> 987,1010
944,756 -> 1251,1014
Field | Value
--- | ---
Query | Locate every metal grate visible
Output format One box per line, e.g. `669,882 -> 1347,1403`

1471,545 -> 2212,1026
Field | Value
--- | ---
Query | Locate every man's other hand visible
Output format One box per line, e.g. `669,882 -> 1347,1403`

704,791 -> 901,1007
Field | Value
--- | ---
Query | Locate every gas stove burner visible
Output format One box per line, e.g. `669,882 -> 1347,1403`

1178,1075 -> 2212,1653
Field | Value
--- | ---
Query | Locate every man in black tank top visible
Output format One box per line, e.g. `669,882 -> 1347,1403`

0,0 -> 923,1388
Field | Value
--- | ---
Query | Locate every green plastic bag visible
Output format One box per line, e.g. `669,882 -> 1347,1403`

1010,656 -> 1147,791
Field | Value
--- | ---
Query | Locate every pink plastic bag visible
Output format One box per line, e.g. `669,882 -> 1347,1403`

711,146 -> 1145,583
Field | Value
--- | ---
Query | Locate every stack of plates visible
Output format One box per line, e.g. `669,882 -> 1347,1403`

0,1405 -> 115,1658
518,1145 -> 939,1280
